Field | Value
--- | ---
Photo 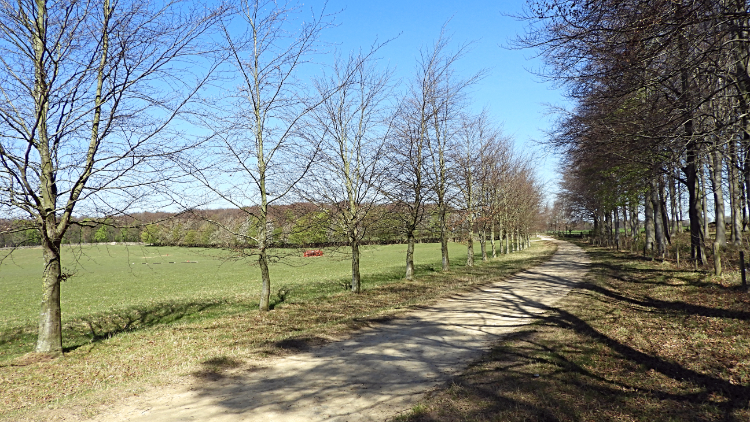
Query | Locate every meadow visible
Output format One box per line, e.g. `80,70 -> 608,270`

2,242 -> 481,357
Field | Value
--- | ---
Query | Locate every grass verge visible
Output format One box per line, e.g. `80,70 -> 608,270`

0,240 -> 556,421
395,241 -> 750,422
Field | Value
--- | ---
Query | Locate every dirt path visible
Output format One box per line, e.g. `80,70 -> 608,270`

85,237 -> 589,422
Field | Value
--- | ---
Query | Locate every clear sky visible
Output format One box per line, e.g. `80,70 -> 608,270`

314,0 -> 569,201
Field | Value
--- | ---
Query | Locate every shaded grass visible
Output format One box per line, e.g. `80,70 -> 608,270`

395,241 -> 750,422
0,240 -> 556,421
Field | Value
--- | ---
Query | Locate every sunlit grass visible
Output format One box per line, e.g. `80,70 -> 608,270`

1,242 -> 464,333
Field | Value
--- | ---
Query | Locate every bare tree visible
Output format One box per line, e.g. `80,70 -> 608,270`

0,0 -> 222,354
182,0 -> 337,311
454,113 -> 482,267
383,60 -> 436,280
300,52 -> 394,293
422,26 -> 484,272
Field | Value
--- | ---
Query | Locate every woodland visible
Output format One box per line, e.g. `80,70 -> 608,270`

524,0 -> 750,266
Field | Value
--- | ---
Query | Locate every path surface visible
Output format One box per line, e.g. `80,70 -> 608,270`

87,237 -> 589,422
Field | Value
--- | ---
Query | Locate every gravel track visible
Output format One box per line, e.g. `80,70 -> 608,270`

84,237 -> 589,422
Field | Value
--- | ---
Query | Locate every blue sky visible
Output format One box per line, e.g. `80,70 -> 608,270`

315,0 -> 569,200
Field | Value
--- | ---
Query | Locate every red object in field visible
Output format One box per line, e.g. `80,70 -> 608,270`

303,249 -> 323,257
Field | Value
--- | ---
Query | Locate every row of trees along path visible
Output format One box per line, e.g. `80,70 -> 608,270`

521,0 -> 750,271
0,1 -> 544,355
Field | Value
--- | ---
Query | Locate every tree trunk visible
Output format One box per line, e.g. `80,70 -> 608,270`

480,227 -> 488,262
659,179 -> 671,245
678,175 -> 684,231
405,230 -> 415,280
744,155 -> 750,233
466,226 -> 474,267
645,191 -> 655,254
685,145 -> 707,265
351,239 -> 361,293
652,179 -> 665,258
439,205 -> 450,271
591,213 -> 601,239
630,202 -> 639,240
730,138 -> 742,245
743,173 -> 748,232
709,147 -> 726,246
670,173 -> 680,235
614,207 -> 621,250
37,235 -> 63,354
701,164 -> 710,239
258,248 -> 271,311
491,222 -> 497,258
508,230 -> 512,252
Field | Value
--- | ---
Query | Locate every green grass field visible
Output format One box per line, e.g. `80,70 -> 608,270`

1,242 -> 470,355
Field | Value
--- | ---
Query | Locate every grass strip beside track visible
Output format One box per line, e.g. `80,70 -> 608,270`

396,241 -> 750,422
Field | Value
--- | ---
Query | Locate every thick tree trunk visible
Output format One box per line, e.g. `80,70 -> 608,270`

37,235 -> 63,354
652,179 -> 666,258
709,147 -> 726,246
685,145 -> 707,265
645,191 -> 655,253
405,231 -> 415,280
591,213 -> 601,239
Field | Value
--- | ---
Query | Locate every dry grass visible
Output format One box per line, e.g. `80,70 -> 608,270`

396,240 -> 750,422
0,240 -> 556,421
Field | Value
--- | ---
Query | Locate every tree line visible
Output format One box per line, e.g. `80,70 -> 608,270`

520,0 -> 750,261
0,1 -> 543,355
2,197 -> 537,250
